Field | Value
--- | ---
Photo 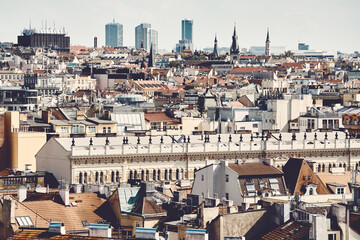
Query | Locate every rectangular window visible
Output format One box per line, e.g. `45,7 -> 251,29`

88,126 -> 96,133
201,174 -> 204,181
107,127 -> 111,133
323,119 -> 327,129
225,193 -> 229,200
103,127 -> 106,133
61,127 -> 68,133
337,188 -> 344,194
226,174 -> 229,182
253,124 -> 258,128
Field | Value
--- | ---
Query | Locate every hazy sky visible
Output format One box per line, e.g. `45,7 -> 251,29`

1,0 -> 359,53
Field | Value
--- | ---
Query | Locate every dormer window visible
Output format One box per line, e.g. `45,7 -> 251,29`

269,178 -> 280,190
337,187 -> 345,194
245,178 -> 256,196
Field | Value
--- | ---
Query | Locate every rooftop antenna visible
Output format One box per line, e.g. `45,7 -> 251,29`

42,20 -> 44,30
53,20 -> 56,30
45,20 -> 47,31
29,19 -> 31,29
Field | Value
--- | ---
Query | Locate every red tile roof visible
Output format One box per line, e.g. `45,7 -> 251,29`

228,162 -> 282,176
230,67 -> 266,74
281,63 -> 303,69
261,221 -> 310,240
9,229 -> 108,240
144,112 -> 180,123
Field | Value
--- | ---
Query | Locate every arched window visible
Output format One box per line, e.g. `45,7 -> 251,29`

176,169 -> 180,180
111,171 -> 115,182
157,169 -> 161,180
165,169 -> 168,180
141,170 -> 145,181
134,170 -> 138,179
169,169 -> 173,180
129,170 -> 133,180
146,170 -> 149,181
79,172 -> 83,184
95,172 -> 99,183
84,172 -> 87,184
100,172 -> 104,183
116,171 -> 120,182
309,188 -> 314,195
153,170 -> 156,181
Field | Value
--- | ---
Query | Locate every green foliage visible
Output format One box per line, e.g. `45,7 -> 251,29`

181,53 -> 207,61
169,61 -> 182,68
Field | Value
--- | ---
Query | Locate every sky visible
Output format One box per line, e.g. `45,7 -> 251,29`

1,0 -> 359,53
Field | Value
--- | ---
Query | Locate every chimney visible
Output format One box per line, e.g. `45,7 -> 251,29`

42,110 -> 51,123
104,110 -> 111,120
89,224 -> 112,238
59,187 -> 70,206
49,222 -> 66,235
76,110 -> 85,121
18,186 -> 27,202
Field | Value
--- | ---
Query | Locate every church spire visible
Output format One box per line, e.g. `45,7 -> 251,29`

230,24 -> 240,55
148,43 -> 154,68
265,28 -> 271,57
213,34 -> 219,58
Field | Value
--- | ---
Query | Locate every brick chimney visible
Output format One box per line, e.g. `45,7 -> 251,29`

42,110 -> 51,123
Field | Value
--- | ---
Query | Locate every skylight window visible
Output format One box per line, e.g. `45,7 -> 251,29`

16,216 -> 34,227
269,178 -> 280,190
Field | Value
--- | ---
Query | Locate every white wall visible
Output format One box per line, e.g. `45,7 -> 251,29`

36,138 -> 71,183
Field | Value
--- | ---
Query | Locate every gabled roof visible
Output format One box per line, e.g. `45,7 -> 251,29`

238,95 -> 254,107
228,162 -> 283,176
283,158 -> 330,195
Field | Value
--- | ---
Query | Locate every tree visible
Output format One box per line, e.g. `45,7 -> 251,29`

284,50 -> 295,58
169,61 -> 182,68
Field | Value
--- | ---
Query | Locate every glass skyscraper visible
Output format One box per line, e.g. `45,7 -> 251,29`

135,23 -> 158,53
105,20 -> 123,47
181,19 -> 193,43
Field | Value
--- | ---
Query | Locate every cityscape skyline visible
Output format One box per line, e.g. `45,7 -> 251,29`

1,0 -> 359,53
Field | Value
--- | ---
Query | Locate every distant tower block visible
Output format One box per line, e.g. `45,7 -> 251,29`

94,36 -> 97,48
265,28 -> 271,57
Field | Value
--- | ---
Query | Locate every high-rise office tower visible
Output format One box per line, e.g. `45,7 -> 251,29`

181,19 -> 193,43
105,20 -> 123,47
135,23 -> 158,53
176,19 -> 193,52
94,36 -> 97,48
